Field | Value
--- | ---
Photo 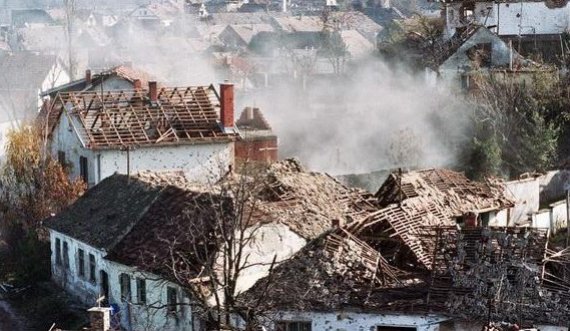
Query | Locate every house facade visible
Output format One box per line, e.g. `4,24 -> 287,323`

41,81 -> 237,186
46,159 -> 371,331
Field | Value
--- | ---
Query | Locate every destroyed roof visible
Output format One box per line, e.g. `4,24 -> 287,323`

240,228 -> 425,313
250,159 -> 377,239
375,168 -> 513,214
11,9 -> 54,27
41,85 -> 236,149
347,168 -> 514,269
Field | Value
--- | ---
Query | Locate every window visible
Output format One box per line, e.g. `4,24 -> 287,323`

55,238 -> 61,265
63,241 -> 69,269
275,321 -> 312,331
119,273 -> 131,301
137,278 -> 146,304
78,249 -> 85,277
89,254 -> 96,283
167,286 -> 177,313
57,151 -> 66,167
79,156 -> 88,183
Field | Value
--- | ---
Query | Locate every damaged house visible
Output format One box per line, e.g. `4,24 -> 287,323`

426,26 -> 540,88
241,168 -> 570,330
40,81 -> 238,186
46,159 -> 375,330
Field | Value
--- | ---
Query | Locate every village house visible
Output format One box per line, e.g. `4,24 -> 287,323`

40,81 -> 238,186
42,65 -> 156,99
46,158 -> 376,330
0,51 -> 69,157
426,26 -> 539,87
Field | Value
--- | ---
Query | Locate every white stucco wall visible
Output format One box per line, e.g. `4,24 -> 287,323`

549,200 -> 567,233
532,209 -> 551,229
97,142 -> 233,185
446,2 -> 570,37
488,209 -> 508,227
268,311 -> 449,331
50,109 -> 234,185
234,223 -> 307,294
50,229 -> 196,331
505,178 -> 540,226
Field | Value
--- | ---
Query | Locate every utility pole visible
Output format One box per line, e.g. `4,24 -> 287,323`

566,190 -> 569,247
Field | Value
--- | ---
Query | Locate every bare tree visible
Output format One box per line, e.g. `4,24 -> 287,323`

131,166 -> 280,330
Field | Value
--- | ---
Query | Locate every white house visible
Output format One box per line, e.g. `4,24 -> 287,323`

0,51 -> 69,157
442,0 -> 570,37
46,159 -> 373,331
41,81 -> 238,186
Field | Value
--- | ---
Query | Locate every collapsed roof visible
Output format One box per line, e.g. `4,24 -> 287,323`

349,168 -> 514,269
41,85 -> 237,150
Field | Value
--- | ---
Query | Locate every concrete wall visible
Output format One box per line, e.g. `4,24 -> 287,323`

267,311 -> 449,331
50,230 -> 195,331
505,177 -> 540,225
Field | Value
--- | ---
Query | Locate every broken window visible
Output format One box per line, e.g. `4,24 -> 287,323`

460,2 -> 475,22
89,254 -> 96,283
55,238 -> 61,265
78,248 -> 85,277
275,321 -> 312,331
167,286 -> 177,313
119,273 -> 131,302
137,278 -> 146,304
80,156 -> 88,184
63,241 -> 69,270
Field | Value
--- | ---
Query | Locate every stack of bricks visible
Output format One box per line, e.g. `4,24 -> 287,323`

87,307 -> 112,331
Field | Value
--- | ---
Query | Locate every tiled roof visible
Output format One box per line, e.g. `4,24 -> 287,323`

42,85 -> 236,149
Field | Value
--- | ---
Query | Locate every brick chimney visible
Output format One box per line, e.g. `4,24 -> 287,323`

85,69 -> 92,85
149,81 -> 158,102
87,307 -> 112,331
133,79 -> 142,90
220,82 -> 234,130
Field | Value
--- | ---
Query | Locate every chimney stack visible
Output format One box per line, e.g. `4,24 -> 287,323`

220,82 -> 234,130
87,307 -> 112,331
149,81 -> 158,102
133,79 -> 142,90
85,69 -> 92,85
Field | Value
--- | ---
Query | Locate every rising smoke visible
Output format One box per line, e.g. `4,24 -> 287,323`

70,10 -> 471,176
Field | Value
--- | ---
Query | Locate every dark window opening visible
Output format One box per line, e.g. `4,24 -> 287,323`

78,248 -> 85,277
57,150 -> 66,167
119,273 -> 131,302
89,254 -> 96,283
167,286 -> 177,313
80,156 -> 88,183
55,238 -> 61,265
100,270 -> 109,305
275,321 -> 312,331
137,278 -> 146,304
63,241 -> 69,269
